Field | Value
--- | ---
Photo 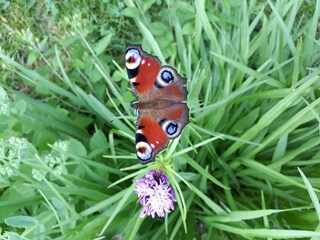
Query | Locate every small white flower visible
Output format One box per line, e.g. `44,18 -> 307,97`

0,148 -> 5,159
0,166 -> 6,175
0,103 -> 10,115
53,166 -> 62,176
53,140 -> 68,152
1,231 -> 21,240
44,154 -> 66,176
8,137 -> 18,146
5,166 -> 13,177
8,137 -> 28,149
45,154 -> 59,167
7,149 -> 15,160
0,87 -> 10,115
10,160 -> 20,169
2,232 -> 10,240
32,169 -> 46,182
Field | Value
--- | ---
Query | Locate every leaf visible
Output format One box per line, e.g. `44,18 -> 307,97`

298,168 -> 320,220
142,0 -> 156,12
94,33 -> 113,55
69,139 -> 87,157
72,59 -> 85,69
149,22 -> 170,36
175,1 -> 195,13
211,223 -> 320,238
231,107 -> 260,134
89,129 -> 108,151
112,70 -> 123,82
14,100 -> 27,116
5,216 -> 37,228
201,208 -> 306,223
272,134 -> 288,161
27,51 -> 39,66
121,7 -> 140,18
182,22 -> 195,35
35,82 -> 51,95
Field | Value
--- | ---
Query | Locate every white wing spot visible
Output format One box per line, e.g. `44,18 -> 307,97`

150,144 -> 155,149
141,59 -> 145,65
148,63 -> 150,66
156,141 -> 159,144
136,142 -> 152,161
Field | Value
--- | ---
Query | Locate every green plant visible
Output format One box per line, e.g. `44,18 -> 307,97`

1,0 -> 320,239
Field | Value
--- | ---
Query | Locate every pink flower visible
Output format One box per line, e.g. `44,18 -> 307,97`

135,170 -> 176,218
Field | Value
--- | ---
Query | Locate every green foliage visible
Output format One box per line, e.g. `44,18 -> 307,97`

1,0 -> 320,239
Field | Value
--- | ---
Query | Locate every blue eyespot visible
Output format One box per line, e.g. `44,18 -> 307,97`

166,122 -> 178,135
161,70 -> 174,84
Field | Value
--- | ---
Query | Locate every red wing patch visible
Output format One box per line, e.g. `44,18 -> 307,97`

135,114 -> 169,164
134,56 -> 161,98
139,115 -> 168,152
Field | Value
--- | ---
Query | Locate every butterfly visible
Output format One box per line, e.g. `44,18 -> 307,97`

124,44 -> 189,164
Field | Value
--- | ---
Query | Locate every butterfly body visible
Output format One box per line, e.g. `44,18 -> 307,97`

125,44 -> 189,164
131,99 -> 179,109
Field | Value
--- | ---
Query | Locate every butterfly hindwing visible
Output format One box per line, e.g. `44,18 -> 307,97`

135,104 -> 189,164
135,113 -> 169,164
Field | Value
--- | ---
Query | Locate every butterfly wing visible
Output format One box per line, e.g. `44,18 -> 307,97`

125,45 -> 188,102
125,44 -> 189,164
135,104 -> 189,164
124,44 -> 161,100
135,113 -> 169,164
151,65 -> 188,102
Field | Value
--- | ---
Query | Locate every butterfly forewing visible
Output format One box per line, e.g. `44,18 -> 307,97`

125,45 -> 161,99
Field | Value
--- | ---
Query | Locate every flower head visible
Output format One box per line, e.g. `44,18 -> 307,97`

0,86 -> 10,115
135,169 -> 176,218
44,154 -> 67,176
53,140 -> 69,152
32,169 -> 47,182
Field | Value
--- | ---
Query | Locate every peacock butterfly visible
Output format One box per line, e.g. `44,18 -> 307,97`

124,44 -> 189,164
